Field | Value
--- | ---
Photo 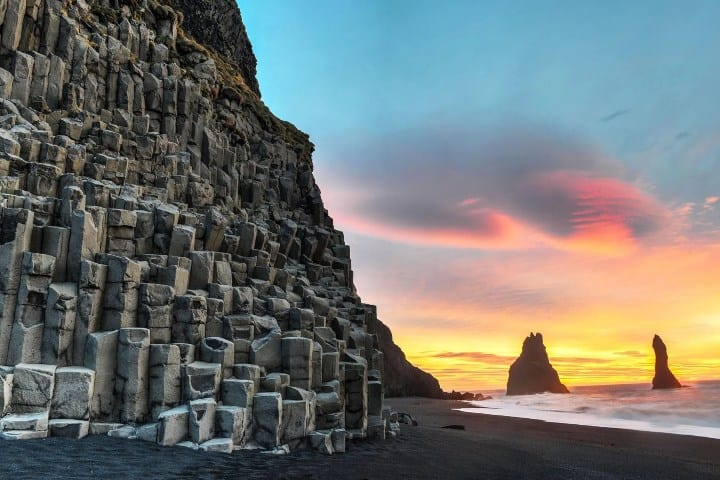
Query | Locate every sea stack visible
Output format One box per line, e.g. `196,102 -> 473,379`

506,332 -> 569,395
652,335 -> 682,389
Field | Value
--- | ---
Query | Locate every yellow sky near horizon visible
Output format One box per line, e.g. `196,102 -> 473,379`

343,233 -> 720,392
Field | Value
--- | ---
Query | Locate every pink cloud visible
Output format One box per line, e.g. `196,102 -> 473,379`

330,169 -> 668,255
332,207 -> 530,249
318,127 -> 674,256
458,197 -> 482,207
523,170 -> 668,254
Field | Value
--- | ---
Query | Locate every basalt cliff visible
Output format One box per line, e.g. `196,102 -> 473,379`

0,0 -> 441,453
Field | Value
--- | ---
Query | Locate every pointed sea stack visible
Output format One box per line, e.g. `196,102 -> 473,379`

506,333 -> 569,395
652,335 -> 682,389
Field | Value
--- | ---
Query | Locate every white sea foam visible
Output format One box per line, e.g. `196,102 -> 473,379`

458,380 -> 720,439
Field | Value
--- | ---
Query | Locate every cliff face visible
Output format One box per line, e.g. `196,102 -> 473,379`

369,316 -> 444,398
169,0 -> 260,97
0,0 -> 441,450
506,333 -> 569,395
652,335 -> 682,389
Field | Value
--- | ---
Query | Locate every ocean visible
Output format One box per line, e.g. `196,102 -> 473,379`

459,380 -> 720,439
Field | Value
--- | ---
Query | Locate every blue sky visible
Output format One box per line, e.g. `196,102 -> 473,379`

238,1 -> 720,389
240,0 -> 720,195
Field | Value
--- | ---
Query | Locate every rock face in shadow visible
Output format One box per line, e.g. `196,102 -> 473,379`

506,333 -> 569,395
652,335 -> 682,389
370,318 -> 444,398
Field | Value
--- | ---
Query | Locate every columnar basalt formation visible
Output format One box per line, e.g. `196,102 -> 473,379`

0,0 -> 427,452
652,335 -> 682,390
506,332 -> 569,395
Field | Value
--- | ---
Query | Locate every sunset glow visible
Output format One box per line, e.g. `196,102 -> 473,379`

242,1 -> 720,393
340,235 -> 720,390
315,139 -> 720,391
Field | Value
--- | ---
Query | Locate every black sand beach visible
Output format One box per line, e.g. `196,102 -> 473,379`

1,397 -> 718,480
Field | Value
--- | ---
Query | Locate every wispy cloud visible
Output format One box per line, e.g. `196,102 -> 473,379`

322,126 -> 669,255
430,351 -> 516,363
426,350 -> 618,365
600,109 -> 630,122
613,350 -> 647,358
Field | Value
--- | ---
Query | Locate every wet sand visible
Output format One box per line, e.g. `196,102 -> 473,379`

0,397 -> 718,479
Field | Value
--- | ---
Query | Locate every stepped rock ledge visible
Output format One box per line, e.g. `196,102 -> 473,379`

0,0 -> 442,454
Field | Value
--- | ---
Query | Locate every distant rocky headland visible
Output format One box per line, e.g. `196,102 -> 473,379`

506,332 -> 569,395
652,335 -> 682,389
0,0 -> 442,454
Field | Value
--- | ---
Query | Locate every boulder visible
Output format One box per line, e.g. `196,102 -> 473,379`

182,361 -> 221,401
157,405 -> 189,446
188,398 -> 216,444
199,437 -> 233,453
50,367 -> 94,420
221,378 -> 254,408
215,405 -> 249,446
253,392 -> 282,448
11,364 -> 56,413
49,419 -> 89,439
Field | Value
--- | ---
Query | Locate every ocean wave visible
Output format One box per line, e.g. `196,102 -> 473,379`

457,380 -> 720,439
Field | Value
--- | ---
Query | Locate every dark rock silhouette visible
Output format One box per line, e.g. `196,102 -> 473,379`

652,335 -> 682,389
444,391 -> 488,401
506,332 -> 569,395
370,318 -> 445,398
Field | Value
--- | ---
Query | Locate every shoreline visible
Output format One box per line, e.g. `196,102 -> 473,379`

0,397 -> 717,479
451,380 -> 720,441
455,402 -> 720,441
392,397 -> 720,442
386,397 -> 720,479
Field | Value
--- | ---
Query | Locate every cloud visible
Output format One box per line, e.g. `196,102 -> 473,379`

427,351 -> 617,365
321,126 -> 668,254
431,351 -> 516,363
613,350 -> 647,358
600,109 -> 630,122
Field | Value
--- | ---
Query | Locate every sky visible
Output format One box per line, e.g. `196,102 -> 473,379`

238,1 -> 720,391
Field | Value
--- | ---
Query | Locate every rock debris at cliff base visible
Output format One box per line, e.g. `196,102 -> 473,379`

0,0 -> 421,453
